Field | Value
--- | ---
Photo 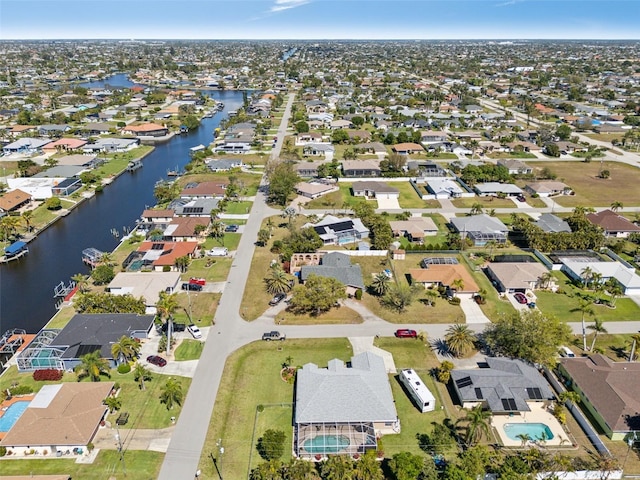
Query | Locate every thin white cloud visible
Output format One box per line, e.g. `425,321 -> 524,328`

495,0 -> 524,6
270,0 -> 311,13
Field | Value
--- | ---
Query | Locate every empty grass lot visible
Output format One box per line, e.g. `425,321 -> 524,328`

305,183 -> 373,210
528,161 -> 640,207
451,196 -> 516,209
390,181 -> 442,209
200,339 -> 354,480
174,339 -> 204,360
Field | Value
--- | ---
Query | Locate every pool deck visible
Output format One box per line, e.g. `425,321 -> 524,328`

491,403 -> 573,448
0,394 -> 35,441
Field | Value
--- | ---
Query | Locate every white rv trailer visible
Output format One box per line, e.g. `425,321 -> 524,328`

399,368 -> 436,413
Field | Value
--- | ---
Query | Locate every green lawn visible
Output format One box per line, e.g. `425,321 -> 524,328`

201,339 -> 354,480
391,182 -> 442,209
175,339 -> 204,360
451,197 -> 516,209
305,183 -> 373,210
0,450 -> 163,480
224,201 -> 253,214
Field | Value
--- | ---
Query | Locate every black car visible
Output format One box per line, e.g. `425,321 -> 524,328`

182,282 -> 203,291
160,322 -> 186,333
269,292 -> 286,306
225,224 -> 239,232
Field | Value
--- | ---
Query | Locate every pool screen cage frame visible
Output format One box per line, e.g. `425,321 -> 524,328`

16,329 -> 65,372
295,421 -> 378,459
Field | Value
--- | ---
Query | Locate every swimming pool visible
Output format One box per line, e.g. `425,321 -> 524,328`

0,401 -> 30,432
303,435 -> 350,454
503,422 -> 554,441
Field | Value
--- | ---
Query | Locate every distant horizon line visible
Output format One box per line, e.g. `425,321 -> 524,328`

1,38 -> 639,42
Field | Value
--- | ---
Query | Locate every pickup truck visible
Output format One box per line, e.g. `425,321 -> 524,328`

262,331 -> 286,341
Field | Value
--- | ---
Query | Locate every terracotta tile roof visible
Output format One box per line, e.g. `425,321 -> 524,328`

560,354 -> 640,433
392,142 -> 424,153
180,181 -> 228,197
0,383 -> 113,447
142,209 -> 175,218
137,241 -> 198,266
587,209 -> 640,234
124,123 -> 167,133
0,189 -> 31,212
42,138 -> 87,150
409,265 -> 479,293
166,217 -> 209,237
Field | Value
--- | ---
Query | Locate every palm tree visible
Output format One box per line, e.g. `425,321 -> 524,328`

133,363 -> 152,391
470,203 -> 484,216
320,455 -> 354,480
264,264 -> 293,295
444,324 -> 476,357
99,251 -> 114,266
111,335 -> 140,364
74,350 -> 111,382
425,288 -> 439,306
629,334 -> 640,362
538,271 -> 554,290
469,139 -> 480,159
71,273 -> 89,293
353,450 -> 383,480
210,220 -> 225,246
156,291 -> 179,324
452,278 -> 465,294
572,298 -> 594,351
588,318 -> 608,352
257,229 -> 271,246
159,378 -> 184,410
484,239 -> 497,260
370,272 -> 391,296
21,210 -> 33,233
581,266 -> 594,288
174,255 -> 190,273
610,201 -> 623,212
103,395 -> 121,413
458,405 -> 491,446
0,215 -> 20,242
516,433 -> 532,448
559,391 -> 580,405
286,458 -> 319,480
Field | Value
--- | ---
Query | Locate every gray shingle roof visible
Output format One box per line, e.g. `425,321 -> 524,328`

535,213 -> 571,233
451,357 -> 554,413
450,214 -> 508,235
295,352 -> 398,423
300,252 -> 364,289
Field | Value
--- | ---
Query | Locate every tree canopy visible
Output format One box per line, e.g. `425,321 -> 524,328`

74,292 -> 146,314
268,161 -> 300,206
288,274 -> 347,316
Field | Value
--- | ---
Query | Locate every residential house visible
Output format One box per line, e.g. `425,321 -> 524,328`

56,154 -> 101,168
560,258 -> 640,295
450,214 -> 509,246
486,261 -> 553,293
535,213 -> 571,233
179,181 -> 228,199
171,198 -> 221,217
296,132 -> 324,145
420,131 -> 449,144
330,119 -> 352,130
207,158 -> 243,172
0,383 -> 114,456
525,181 -> 571,197
294,351 -> 400,458
38,124 -> 71,137
353,142 -> 387,156
82,122 -> 113,136
474,182 -> 523,197
295,181 -> 338,199
392,143 -> 424,155
558,354 -> 640,440
136,241 -> 199,271
346,130 -> 372,142
389,217 -> 438,243
42,138 -> 87,152
341,160 -> 381,178
409,264 -> 479,298
6,177 -> 63,199
162,217 -> 209,242
2,138 -> 51,155
497,159 -> 533,175
294,161 -> 327,178
307,215 -> 370,245
140,209 -> 175,232
303,143 -> 335,157
587,209 -> 640,238
108,271 -> 181,309
426,178 -> 464,198
0,189 -> 32,213
122,123 -> 168,137
300,252 -> 365,296
407,161 -> 448,178
451,357 -> 554,413
82,138 -> 139,153
351,181 -> 399,199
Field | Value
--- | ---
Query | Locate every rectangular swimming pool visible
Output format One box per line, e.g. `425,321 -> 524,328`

0,401 -> 30,432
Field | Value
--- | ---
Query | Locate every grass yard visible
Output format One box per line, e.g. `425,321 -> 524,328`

305,183 -> 374,210
224,201 -> 253,214
584,133 -> 625,143
277,305 -> 363,325
200,339 -> 353,480
176,171 -> 262,197
186,254 -> 233,282
528,161 -> 640,207
451,196 -> 516,209
0,450 -> 163,480
487,152 -> 537,159
174,339 -> 204,360
172,292 -> 221,326
391,182 -> 442,209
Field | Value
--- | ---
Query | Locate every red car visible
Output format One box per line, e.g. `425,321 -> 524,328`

395,329 -> 418,338
189,277 -> 206,286
146,355 -> 167,367
514,292 -> 528,304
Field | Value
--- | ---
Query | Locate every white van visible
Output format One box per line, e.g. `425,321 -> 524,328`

206,247 -> 228,257
560,346 -> 576,358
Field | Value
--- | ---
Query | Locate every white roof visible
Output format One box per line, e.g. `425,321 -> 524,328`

563,260 -> 640,289
427,178 -> 463,195
475,182 -> 523,194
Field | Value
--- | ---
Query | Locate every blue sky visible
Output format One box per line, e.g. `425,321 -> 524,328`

1,0 -> 638,40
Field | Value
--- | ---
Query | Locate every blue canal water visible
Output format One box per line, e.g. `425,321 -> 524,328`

0,77 -> 246,334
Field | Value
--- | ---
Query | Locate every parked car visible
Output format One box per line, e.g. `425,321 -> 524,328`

189,277 -> 206,286
224,224 -> 239,233
516,195 -> 526,202
206,247 -> 228,257
395,329 -> 418,338
182,283 -> 203,291
528,302 -> 536,309
160,322 -> 186,333
514,292 -> 528,304
262,331 -> 286,341
560,346 -> 576,358
268,292 -> 286,306
146,355 -> 167,367
187,324 -> 202,339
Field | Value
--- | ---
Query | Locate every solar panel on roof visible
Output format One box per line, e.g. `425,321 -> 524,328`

330,221 -> 355,232
182,207 -> 204,214
475,388 -> 483,399
527,387 -> 543,400
455,376 -> 473,388
76,344 -> 101,356
151,243 -> 165,250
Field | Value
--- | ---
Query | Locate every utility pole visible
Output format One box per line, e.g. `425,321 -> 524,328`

115,426 -> 127,476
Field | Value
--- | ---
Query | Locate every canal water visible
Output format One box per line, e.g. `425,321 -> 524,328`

0,78 -> 245,333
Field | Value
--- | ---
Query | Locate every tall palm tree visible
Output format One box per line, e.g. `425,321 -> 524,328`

458,405 -> 491,446
370,272 -> 391,296
210,220 -> 226,246
610,201 -> 623,212
286,457 -> 319,480
444,324 -> 476,357
71,273 -> 89,293
74,350 -> 111,382
452,278 -> 465,294
516,433 -> 532,448
156,291 -> 179,323
425,288 -> 439,306
133,363 -> 152,391
572,298 -> 594,351
353,450 -> 383,480
538,271 -> 554,290
629,334 -> 640,362
99,251 -> 114,266
159,378 -> 184,410
580,267 -> 594,288
111,335 -> 141,364
103,396 -> 121,413
0,215 -> 20,242
470,203 -> 484,216
264,264 -> 293,295
21,210 -> 33,233
588,318 -> 608,352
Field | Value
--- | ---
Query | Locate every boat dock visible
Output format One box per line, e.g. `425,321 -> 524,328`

0,241 -> 29,263
126,159 -> 143,172
81,247 -> 105,268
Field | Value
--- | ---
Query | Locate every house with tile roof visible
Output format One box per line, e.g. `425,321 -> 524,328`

587,209 -> 640,238
179,180 -> 228,199
389,217 -> 438,243
525,181 -> 571,198
451,357 -> 554,414
136,241 -> 199,271
352,181 -> 399,199
486,261 -> 553,293
121,123 -> 168,137
0,189 -> 32,213
409,264 -> 479,298
163,217 -> 209,242
559,354 -> 640,440
294,352 -> 399,459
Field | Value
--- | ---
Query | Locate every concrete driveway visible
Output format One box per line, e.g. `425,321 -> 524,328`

376,195 -> 400,209
459,296 -> 491,324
